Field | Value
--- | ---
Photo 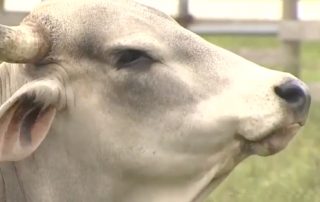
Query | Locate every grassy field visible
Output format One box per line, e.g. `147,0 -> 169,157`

1,35 -> 319,202
203,35 -> 320,202
203,35 -> 320,82
206,102 -> 320,202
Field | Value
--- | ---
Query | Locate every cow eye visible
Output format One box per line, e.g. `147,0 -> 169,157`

116,49 -> 152,68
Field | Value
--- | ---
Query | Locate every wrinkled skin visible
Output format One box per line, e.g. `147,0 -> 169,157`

0,0 -> 310,202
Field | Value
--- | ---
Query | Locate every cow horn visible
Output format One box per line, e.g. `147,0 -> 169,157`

0,24 -> 49,63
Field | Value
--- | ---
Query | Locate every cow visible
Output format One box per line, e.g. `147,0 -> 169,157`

0,0 -> 311,202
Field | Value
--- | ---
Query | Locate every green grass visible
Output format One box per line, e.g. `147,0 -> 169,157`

203,35 -> 320,82
301,42 -> 320,82
203,35 -> 279,49
202,34 -> 320,202
205,102 -> 320,202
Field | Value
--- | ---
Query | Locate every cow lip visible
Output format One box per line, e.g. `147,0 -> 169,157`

252,122 -> 303,142
242,122 -> 303,156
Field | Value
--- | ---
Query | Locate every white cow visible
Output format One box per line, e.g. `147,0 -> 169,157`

0,0 -> 310,201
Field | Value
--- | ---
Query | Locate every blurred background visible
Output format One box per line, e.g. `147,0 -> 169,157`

1,0 -> 320,201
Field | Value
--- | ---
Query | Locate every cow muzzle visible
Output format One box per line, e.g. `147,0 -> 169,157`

243,78 -> 311,156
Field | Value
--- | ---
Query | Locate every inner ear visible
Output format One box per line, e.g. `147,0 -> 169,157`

0,95 -> 56,162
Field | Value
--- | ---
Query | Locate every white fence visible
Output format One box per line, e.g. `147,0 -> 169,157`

1,0 -> 320,77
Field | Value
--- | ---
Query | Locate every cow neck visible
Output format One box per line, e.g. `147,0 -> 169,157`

0,162 -> 27,202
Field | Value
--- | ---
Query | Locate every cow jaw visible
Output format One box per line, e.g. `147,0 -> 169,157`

244,123 -> 301,156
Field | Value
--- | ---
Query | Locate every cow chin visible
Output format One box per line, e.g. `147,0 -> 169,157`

242,123 -> 302,156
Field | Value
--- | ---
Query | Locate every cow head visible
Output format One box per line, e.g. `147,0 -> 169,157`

0,0 -> 310,201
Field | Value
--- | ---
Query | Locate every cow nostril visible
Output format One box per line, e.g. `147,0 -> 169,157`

275,83 -> 304,103
274,79 -> 311,116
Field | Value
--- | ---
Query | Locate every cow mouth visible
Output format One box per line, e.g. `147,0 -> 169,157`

243,123 -> 303,156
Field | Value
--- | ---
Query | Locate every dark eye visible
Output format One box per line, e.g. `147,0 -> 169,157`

116,49 -> 151,68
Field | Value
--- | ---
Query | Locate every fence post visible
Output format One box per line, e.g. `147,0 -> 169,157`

177,0 -> 192,27
0,0 -> 3,10
281,0 -> 301,77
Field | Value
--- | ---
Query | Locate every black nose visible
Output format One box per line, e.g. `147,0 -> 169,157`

274,79 -> 311,118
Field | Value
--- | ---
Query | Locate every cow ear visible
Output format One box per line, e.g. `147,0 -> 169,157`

0,87 -> 57,162
0,98 -> 56,161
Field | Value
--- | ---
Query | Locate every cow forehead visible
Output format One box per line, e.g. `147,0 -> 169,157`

29,0 -> 175,31
25,0 -> 193,55
24,0 -> 214,67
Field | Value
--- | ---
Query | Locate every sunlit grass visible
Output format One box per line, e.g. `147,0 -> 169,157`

202,34 -> 320,202
203,35 -> 320,202
204,102 -> 320,202
203,35 -> 279,49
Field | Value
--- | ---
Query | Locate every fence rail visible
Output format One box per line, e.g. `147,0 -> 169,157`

1,0 -> 320,77
186,19 -> 320,41
189,20 -> 278,35
0,11 -> 27,25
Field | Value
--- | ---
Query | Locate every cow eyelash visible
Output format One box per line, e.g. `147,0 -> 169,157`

115,49 -> 153,68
